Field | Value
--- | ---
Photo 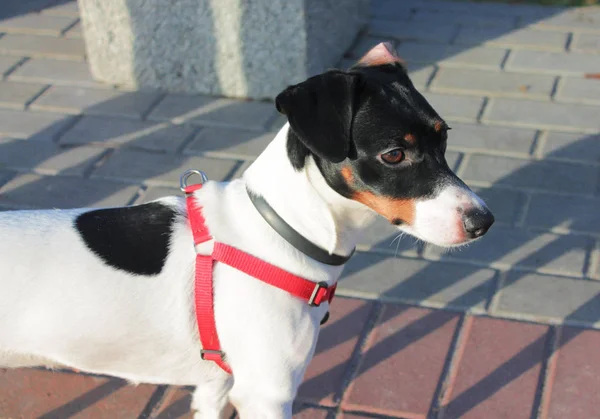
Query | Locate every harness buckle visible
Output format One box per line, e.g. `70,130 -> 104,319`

180,169 -> 208,195
200,349 -> 225,362
308,281 -> 330,307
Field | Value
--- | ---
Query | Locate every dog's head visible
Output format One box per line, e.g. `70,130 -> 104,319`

276,42 -> 494,247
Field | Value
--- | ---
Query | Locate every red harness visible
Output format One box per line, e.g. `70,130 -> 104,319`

183,180 -> 337,374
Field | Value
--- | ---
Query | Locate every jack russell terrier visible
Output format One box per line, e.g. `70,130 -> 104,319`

0,43 -> 494,418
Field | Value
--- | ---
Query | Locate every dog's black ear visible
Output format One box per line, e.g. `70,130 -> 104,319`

275,71 -> 359,163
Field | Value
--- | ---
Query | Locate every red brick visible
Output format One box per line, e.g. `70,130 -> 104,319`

293,404 -> 330,418
544,327 -> 600,419
298,298 -> 374,406
0,368 -> 156,418
344,305 -> 460,419
442,317 -> 548,419
153,387 -> 236,419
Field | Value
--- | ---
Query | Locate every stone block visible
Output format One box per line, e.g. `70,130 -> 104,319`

184,127 -> 275,160
555,77 -> 600,105
0,13 -> 77,36
397,43 -> 507,69
9,58 -> 100,87
423,93 -> 484,123
0,34 -> 85,61
540,131 -> 600,164
0,55 -> 24,77
0,109 -> 74,141
571,33 -> 600,53
369,19 -> 458,44
506,50 -> 600,76
447,123 -> 537,157
455,27 -> 568,51
0,81 -> 47,110
525,193 -> 600,235
77,0 -> 368,99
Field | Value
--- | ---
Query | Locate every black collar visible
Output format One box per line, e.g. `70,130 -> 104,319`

246,188 -> 355,266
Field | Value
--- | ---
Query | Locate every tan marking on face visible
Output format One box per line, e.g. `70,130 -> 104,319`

434,121 -> 444,133
341,166 -> 354,185
404,133 -> 416,145
352,191 -> 416,225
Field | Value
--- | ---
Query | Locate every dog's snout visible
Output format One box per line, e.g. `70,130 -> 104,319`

463,209 -> 494,239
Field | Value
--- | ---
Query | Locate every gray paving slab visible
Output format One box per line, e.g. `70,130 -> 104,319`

461,154 -> 599,195
135,186 -> 182,204
369,20 -> 458,44
470,187 -> 526,225
411,9 -> 517,29
0,173 -> 139,209
41,1 -> 80,17
0,13 -> 77,36
447,123 -> 537,157
423,93 -> 484,123
0,109 -> 74,140
147,94 -> 276,131
356,216 -> 421,257
0,80 -> 47,109
91,149 -> 239,187
506,50 -> 600,76
371,0 -> 415,19
534,7 -> 600,34
539,131 -> 600,164
184,127 -> 275,160
31,86 -> 162,118
0,138 -> 105,176
426,226 -> 592,277
483,98 -> 600,133
525,194 -> 600,235
454,27 -> 569,51
0,55 -> 23,77
431,68 -> 556,99
496,272 -> 600,326
397,43 -> 507,69
444,150 -> 462,172
0,34 -> 85,61
63,20 -> 82,39
9,58 -> 101,87
338,252 -> 496,312
555,77 -> 600,105
571,33 -> 600,53
59,116 -> 195,152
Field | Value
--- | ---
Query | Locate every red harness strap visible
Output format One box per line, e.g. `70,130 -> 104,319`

183,184 -> 336,374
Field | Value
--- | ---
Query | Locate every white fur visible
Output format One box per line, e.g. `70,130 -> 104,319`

0,124 -> 486,418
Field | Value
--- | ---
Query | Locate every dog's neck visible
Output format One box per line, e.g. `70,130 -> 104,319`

244,124 -> 377,257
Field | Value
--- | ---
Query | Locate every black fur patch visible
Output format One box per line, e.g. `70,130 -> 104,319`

75,202 -> 177,276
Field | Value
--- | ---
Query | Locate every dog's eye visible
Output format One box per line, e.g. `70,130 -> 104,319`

380,149 -> 405,164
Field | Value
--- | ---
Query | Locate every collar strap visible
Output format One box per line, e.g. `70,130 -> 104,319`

246,188 -> 355,266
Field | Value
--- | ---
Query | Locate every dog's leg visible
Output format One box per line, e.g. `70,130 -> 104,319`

192,375 -> 233,419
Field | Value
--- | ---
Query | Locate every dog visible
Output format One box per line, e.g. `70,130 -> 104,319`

0,42 -> 493,419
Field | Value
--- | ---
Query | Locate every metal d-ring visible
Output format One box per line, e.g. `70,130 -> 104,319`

180,169 -> 208,192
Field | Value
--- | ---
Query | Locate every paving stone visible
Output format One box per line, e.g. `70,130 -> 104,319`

470,187 -> 525,225
344,305 -> 459,417
184,127 -> 274,160
148,95 -> 276,131
571,33 -> 600,53
455,27 -> 568,51
0,170 -> 14,188
292,405 -> 330,419
64,20 -> 82,39
442,317 -> 548,419
0,34 -> 85,61
525,194 -> 600,235
0,369 -> 157,418
298,298 -> 373,405
545,328 -> 600,419
371,0 -> 415,19
484,98 -> 600,133
356,216 -> 421,257
60,116 -> 194,152
42,0 -> 80,17
0,138 -> 104,175
405,0 -> 562,19
431,68 -> 555,99
135,186 -> 181,204
0,13 -> 76,36
9,58 -> 100,87
0,80 -> 47,109
92,150 -> 238,187
0,109 -> 73,140
534,7 -> 600,34
153,387 -> 236,419
423,93 -> 484,123
397,43 -> 507,70
427,226 -> 591,277
506,50 -> 600,76
31,86 -> 162,117
0,0 -> 57,18
0,173 -> 140,209
555,77 -> 600,105
461,154 -> 598,195
445,150 -> 462,172
412,10 -> 517,29
447,123 -> 536,157
339,253 -> 496,311
540,131 -> 600,164
369,20 -> 458,44
408,65 -> 435,89
0,54 -> 23,77
496,272 -> 600,325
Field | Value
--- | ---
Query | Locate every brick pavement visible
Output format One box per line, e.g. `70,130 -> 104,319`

1,0 -> 600,417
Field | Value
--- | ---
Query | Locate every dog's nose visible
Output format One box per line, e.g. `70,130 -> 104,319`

463,209 -> 494,239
